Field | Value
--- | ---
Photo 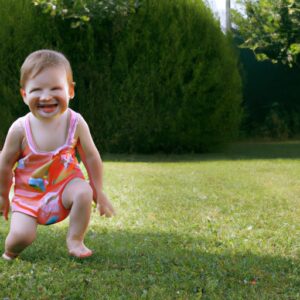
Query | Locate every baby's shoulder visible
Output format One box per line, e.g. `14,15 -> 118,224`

4,117 -> 26,150
9,122 -> 24,149
9,116 -> 26,136
74,112 -> 88,129
73,113 -> 90,139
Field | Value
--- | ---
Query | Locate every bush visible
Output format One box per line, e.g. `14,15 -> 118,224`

261,104 -> 289,139
103,0 -> 243,152
0,0 -> 242,153
0,0 -> 61,142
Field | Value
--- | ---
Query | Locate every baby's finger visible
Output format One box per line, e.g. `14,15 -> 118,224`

98,205 -> 106,216
99,206 -> 112,218
108,205 -> 116,216
105,207 -> 115,218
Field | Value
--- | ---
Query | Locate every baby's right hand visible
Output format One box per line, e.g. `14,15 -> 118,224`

97,192 -> 115,218
0,196 -> 9,220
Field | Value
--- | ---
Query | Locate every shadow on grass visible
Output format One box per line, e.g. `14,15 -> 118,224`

6,228 -> 299,299
102,141 -> 300,162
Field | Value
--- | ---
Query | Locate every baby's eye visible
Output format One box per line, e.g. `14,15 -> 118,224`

51,87 -> 62,91
29,88 -> 41,93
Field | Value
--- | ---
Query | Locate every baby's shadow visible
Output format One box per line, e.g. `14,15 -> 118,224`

21,227 -> 300,297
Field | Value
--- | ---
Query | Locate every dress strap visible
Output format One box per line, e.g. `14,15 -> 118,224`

24,114 -> 37,152
66,109 -> 79,146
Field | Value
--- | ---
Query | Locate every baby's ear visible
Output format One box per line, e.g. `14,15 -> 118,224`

69,82 -> 75,99
20,88 -> 26,98
20,88 -> 29,105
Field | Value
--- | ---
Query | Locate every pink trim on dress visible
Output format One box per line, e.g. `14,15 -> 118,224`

24,115 -> 37,154
67,110 -> 79,146
24,109 -> 79,155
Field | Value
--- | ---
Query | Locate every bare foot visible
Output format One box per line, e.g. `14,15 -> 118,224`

67,239 -> 93,258
2,252 -> 18,261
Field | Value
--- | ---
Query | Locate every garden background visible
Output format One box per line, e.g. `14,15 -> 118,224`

1,0 -> 300,299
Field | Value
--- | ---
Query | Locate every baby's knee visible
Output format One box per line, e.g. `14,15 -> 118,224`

7,229 -> 36,247
73,184 -> 93,205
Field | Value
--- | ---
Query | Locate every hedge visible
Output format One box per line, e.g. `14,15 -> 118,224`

0,0 -> 242,153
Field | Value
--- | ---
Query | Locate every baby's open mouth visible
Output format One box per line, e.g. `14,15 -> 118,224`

37,103 -> 58,113
37,103 -> 58,108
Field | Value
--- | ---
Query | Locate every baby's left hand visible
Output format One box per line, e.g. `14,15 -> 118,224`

97,192 -> 115,217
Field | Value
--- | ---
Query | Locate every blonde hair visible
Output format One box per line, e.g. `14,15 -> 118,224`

20,49 -> 73,88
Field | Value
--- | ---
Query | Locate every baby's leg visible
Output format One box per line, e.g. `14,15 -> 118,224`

4,212 -> 37,259
62,178 -> 93,258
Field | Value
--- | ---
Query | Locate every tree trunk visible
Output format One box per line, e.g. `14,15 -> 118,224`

226,0 -> 231,32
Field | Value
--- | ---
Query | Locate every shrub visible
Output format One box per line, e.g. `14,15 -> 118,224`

0,0 -> 61,142
71,0 -> 243,152
0,0 -> 242,153
262,104 -> 289,139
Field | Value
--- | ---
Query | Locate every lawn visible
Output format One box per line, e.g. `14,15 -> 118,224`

1,142 -> 300,299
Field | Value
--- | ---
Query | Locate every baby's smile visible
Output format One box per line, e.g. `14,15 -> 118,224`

37,102 -> 59,113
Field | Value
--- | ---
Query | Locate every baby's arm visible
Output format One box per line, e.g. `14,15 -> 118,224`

0,120 -> 23,220
76,115 -> 115,217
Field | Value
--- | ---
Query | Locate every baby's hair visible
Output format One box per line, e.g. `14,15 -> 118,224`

20,49 -> 73,88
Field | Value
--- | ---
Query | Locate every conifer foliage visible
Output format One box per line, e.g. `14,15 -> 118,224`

0,0 -> 242,152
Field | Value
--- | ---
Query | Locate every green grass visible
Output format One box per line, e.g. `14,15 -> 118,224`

1,141 -> 300,299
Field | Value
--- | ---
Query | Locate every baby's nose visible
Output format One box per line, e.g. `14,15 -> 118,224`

40,91 -> 52,100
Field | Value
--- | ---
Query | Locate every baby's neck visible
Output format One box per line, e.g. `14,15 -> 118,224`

30,110 -> 69,127
28,110 -> 71,152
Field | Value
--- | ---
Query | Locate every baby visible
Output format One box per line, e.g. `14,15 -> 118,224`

0,49 -> 115,260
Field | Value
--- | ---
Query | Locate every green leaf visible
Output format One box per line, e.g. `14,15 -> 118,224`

256,53 -> 269,61
289,43 -> 300,54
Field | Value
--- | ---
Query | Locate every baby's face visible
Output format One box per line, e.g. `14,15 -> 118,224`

21,66 -> 74,121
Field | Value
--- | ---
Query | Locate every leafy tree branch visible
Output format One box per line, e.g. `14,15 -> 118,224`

232,0 -> 300,66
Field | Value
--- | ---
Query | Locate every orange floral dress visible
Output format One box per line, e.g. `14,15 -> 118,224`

11,109 -> 85,225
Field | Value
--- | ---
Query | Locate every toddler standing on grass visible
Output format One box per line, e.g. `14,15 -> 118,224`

0,49 -> 115,260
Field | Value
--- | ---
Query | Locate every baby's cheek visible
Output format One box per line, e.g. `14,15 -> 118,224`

55,97 -> 68,107
28,98 -> 39,106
